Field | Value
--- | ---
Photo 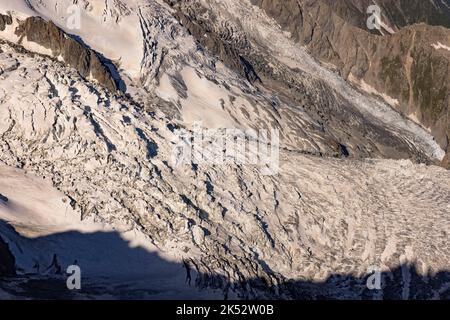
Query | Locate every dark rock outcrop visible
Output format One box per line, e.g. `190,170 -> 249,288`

0,236 -> 16,277
0,193 -> 8,202
251,0 -> 450,167
14,16 -> 119,92
0,14 -> 12,31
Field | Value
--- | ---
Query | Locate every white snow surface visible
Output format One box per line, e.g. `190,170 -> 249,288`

0,165 -> 223,299
0,40 -> 449,299
0,0 -> 446,161
0,0 -> 449,299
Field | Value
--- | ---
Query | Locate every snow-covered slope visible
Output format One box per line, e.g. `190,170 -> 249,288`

0,40 -> 449,299
0,0 -> 445,163
0,165 -> 223,299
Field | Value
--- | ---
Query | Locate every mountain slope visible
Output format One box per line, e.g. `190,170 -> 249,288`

0,0 -> 449,299
323,0 -> 450,31
0,39 -> 449,299
0,0 -> 446,164
250,0 -> 450,167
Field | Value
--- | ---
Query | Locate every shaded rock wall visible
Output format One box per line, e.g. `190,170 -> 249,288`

15,16 -> 119,92
0,13 -> 12,31
0,235 -> 15,277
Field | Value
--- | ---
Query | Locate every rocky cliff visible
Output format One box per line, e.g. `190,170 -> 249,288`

323,0 -> 450,31
0,14 -> 119,92
251,0 -> 450,168
16,16 -> 119,92
0,236 -> 15,277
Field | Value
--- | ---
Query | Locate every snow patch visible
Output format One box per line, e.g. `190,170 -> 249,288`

0,0 -> 144,79
380,21 -> 396,35
180,66 -> 239,129
431,42 -> 450,52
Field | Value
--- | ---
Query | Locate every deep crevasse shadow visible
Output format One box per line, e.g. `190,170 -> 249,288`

0,219 -> 449,300
0,219 -> 215,299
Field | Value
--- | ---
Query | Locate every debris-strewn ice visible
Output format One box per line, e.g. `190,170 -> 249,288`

0,165 -> 224,299
1,0 -> 445,163
202,0 -> 446,161
0,40 -> 449,299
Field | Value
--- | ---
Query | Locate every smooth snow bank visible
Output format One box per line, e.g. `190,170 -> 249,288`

0,165 -> 101,237
0,0 -> 35,17
0,164 -> 154,273
180,66 -> 241,128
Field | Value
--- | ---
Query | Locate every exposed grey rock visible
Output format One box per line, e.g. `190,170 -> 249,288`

14,16 -> 119,92
250,0 -> 450,168
0,13 -> 12,31
0,236 -> 15,277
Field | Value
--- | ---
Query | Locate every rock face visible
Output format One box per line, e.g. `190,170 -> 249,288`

0,236 -> 15,277
11,16 -> 119,92
159,0 -> 445,165
322,0 -> 450,31
166,0 -> 260,83
0,13 -> 11,31
250,0 -> 450,168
